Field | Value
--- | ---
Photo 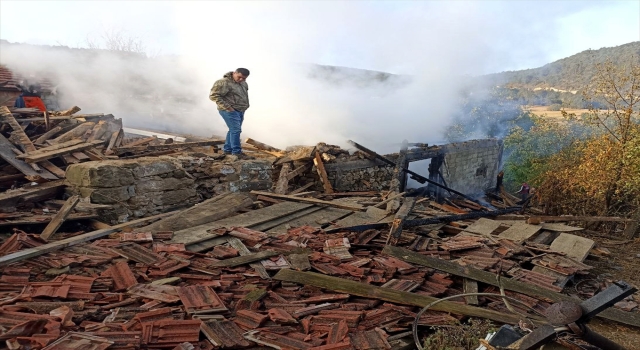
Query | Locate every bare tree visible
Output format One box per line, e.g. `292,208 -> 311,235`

84,28 -> 148,56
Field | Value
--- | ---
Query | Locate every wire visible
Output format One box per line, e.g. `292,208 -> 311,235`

412,292 -> 548,350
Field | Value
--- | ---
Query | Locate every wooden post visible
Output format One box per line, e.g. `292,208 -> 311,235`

40,195 -> 81,241
314,151 -> 334,194
386,197 -> 416,246
275,163 -> 291,194
387,140 -> 408,213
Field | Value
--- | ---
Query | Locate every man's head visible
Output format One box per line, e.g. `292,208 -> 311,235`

232,68 -> 250,83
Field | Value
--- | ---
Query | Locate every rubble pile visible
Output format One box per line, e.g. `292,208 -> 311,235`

0,105 -> 639,349
0,189 -> 638,349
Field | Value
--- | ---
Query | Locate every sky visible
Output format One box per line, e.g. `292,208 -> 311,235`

0,1 -> 639,151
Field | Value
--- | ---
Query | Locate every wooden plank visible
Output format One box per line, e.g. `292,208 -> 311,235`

105,129 -> 124,155
273,269 -> 536,325
386,141 -> 408,212
548,233 -> 595,262
17,140 -> 104,163
125,136 -> 156,147
498,221 -> 542,242
0,213 -> 97,227
250,191 -> 364,211
381,245 -> 640,327
209,250 -> 278,268
0,211 -> 176,267
40,195 -> 81,241
116,140 -> 224,153
244,138 -> 282,152
286,163 -> 311,181
274,163 -> 291,194
314,151 -> 334,194
531,216 -> 633,223
540,223 -> 583,232
289,182 -> 315,195
170,202 -> 314,245
34,126 -> 63,144
388,197 -> 416,244
29,139 -> 85,154
0,179 -> 65,207
226,237 -> 270,279
50,122 -> 95,144
266,207 -> 352,234
71,152 -> 91,161
287,253 -> 311,271
463,279 -> 479,305
464,218 -> 502,235
1,107 -> 37,152
250,206 -> 325,232
58,106 -> 81,116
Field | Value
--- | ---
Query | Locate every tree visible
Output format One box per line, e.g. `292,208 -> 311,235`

535,60 -> 640,217
84,28 -> 150,56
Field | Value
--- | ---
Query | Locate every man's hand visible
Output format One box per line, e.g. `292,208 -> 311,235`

226,107 -> 235,112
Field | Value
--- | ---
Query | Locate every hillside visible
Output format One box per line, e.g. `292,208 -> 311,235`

484,41 -> 640,91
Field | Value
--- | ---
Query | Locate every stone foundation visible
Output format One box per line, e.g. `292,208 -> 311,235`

65,156 -> 273,223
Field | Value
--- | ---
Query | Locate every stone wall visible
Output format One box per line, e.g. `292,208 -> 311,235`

440,139 -> 503,196
65,156 -> 273,223
326,163 -> 395,192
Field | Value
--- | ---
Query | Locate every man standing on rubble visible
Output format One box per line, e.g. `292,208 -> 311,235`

209,68 -> 252,159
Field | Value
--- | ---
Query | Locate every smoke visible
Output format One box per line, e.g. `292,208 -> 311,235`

1,1 -> 632,154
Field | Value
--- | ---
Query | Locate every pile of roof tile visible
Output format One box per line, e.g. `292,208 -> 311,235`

2,209 -> 626,350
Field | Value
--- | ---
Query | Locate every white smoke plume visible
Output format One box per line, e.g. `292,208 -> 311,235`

1,1 -> 635,154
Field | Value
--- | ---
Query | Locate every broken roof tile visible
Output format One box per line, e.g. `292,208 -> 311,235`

177,285 -> 228,314
111,242 -> 163,265
121,232 -> 153,243
42,332 -> 113,350
101,261 -> 138,291
348,328 -> 391,350
201,319 -> 253,348
267,308 -> 298,324
127,283 -> 180,303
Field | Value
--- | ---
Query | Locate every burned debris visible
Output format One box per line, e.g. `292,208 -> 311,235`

0,105 -> 638,350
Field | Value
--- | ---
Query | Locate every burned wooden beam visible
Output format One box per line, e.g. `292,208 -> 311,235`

286,163 -> 311,181
40,195 -> 81,241
348,140 -> 479,203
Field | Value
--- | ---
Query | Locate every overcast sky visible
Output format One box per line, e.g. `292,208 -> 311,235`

1,0 -> 639,75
